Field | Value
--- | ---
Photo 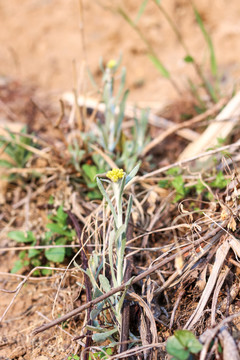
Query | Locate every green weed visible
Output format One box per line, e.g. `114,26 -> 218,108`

159,167 -> 229,202
0,126 -> 38,176
8,205 -> 76,275
166,330 -> 202,360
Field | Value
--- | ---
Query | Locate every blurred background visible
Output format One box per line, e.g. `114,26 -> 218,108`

1,0 -> 240,103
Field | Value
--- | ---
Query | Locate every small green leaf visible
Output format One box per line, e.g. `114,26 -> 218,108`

196,179 -> 206,195
56,205 -> 68,222
166,335 -> 189,360
82,164 -> 98,183
41,268 -> 53,276
135,0 -> 149,24
90,302 -> 105,320
92,328 -> 118,343
211,171 -> 228,189
175,330 -> 203,353
28,248 -> 41,258
99,274 -> 111,293
166,167 -> 181,176
19,250 -> 26,260
172,175 -> 186,198
125,162 -> 141,185
8,230 -> 35,243
96,178 -> 117,224
158,179 -> 169,188
46,223 -> 66,235
184,55 -> 194,63
0,159 -> 14,168
45,247 -> 65,263
11,260 -> 24,273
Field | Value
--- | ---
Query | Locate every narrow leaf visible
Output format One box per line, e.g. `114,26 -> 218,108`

194,6 -> 217,76
96,178 -> 117,224
92,328 -> 118,343
148,54 -> 170,78
125,162 -> 141,185
99,274 -> 111,293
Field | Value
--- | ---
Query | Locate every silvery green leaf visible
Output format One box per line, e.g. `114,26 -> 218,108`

119,237 -> 126,263
125,162 -> 141,185
93,287 -> 103,299
99,274 -> 111,293
86,268 -> 98,289
114,89 -> 129,147
76,282 -> 85,289
119,174 -> 126,200
115,224 -> 126,246
100,178 -> 111,184
116,276 -> 135,315
73,261 -> 88,275
124,195 -> 133,228
90,301 -> 105,320
92,328 -> 118,342
109,231 -> 117,288
96,178 -> 117,224
116,67 -> 126,102
86,325 -> 103,332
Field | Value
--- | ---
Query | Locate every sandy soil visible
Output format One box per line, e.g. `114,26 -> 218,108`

1,0 -> 240,104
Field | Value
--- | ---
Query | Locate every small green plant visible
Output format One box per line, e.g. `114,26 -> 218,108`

82,163 -> 103,200
68,355 -> 80,360
68,61 -> 149,196
76,164 -> 139,348
89,347 -> 113,359
166,330 -> 203,360
8,205 -> 76,275
68,139 -> 85,172
159,167 -> 190,202
95,60 -> 149,172
159,167 -> 229,202
0,126 -> 37,170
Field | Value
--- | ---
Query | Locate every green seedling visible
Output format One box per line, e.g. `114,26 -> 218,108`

8,205 -> 76,275
166,330 -> 202,360
0,126 -> 37,172
68,355 -> 80,360
159,167 -> 229,202
68,140 -> 85,172
89,347 -> 113,359
82,163 -> 103,200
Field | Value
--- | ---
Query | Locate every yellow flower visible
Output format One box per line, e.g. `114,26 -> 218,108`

107,59 -> 117,69
106,168 -> 124,182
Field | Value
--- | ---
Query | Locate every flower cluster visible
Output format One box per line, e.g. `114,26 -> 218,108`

107,59 -> 117,69
106,168 -> 124,182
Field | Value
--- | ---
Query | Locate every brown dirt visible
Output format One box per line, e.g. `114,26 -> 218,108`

0,0 -> 240,104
